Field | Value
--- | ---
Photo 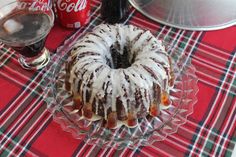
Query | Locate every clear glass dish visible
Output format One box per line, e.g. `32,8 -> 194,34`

129,0 -> 236,31
43,43 -> 198,149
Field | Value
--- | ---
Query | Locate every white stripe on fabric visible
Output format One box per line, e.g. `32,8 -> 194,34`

214,103 -> 236,156
0,46 -> 14,68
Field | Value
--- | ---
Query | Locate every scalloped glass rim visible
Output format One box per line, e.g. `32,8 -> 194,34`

44,43 -> 198,149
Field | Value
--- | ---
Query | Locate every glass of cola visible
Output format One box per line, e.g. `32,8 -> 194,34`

0,0 -> 54,70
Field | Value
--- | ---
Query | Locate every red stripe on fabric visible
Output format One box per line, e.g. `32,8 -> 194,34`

30,121 -> 81,157
201,26 -> 236,51
126,148 -> 149,157
159,139 -> 187,156
95,148 -> 105,157
189,83 -> 216,121
105,148 -> 118,157
0,77 -> 21,112
74,144 -> 94,157
141,145 -> 170,157
81,145 -> 99,157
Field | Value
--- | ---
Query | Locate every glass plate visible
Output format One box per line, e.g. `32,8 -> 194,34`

129,0 -> 236,31
43,43 -> 198,149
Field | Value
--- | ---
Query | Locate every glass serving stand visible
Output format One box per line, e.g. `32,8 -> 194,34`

129,0 -> 236,31
43,42 -> 198,149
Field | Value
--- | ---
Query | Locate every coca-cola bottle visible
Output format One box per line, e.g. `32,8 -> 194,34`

101,0 -> 129,24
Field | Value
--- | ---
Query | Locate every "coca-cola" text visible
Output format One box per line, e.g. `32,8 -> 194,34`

57,0 -> 87,13
18,1 -> 49,11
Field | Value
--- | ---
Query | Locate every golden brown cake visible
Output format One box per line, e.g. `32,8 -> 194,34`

65,24 -> 174,129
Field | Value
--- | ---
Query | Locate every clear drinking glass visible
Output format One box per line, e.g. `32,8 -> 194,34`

0,0 -> 54,70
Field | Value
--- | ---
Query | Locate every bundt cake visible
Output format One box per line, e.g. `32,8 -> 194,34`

65,24 -> 174,129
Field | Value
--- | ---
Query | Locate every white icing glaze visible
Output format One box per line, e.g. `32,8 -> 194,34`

67,24 -> 173,121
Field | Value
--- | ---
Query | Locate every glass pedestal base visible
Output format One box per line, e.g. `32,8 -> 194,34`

18,48 -> 50,70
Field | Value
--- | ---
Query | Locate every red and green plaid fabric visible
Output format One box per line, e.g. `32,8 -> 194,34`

0,0 -> 235,156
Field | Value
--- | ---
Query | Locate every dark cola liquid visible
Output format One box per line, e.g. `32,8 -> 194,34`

101,0 -> 129,24
0,11 -> 51,58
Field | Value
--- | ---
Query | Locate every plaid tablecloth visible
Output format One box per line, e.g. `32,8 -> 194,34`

0,0 -> 235,156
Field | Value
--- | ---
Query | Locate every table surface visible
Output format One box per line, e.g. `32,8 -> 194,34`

0,0 -> 235,156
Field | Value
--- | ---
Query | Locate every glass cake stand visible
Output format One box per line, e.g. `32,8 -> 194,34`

43,43 -> 198,149
129,0 -> 236,31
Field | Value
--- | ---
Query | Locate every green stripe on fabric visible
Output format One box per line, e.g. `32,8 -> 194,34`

163,28 -> 179,45
1,149 -> 10,157
0,47 -> 12,68
206,140 -> 214,151
215,135 -> 235,157
224,151 -> 232,157
0,126 -> 5,132
229,79 -> 236,97
0,131 -> 20,156
202,153 -> 209,157
179,42 -> 186,49
232,137 -> 236,142
212,128 -> 220,134
179,31 -> 192,49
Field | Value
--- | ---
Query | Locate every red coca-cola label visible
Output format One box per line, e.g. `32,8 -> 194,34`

37,0 -> 52,7
17,0 -> 52,8
17,0 -> 50,12
55,0 -> 90,28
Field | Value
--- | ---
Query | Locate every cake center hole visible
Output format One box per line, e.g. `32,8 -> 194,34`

110,46 -> 132,69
